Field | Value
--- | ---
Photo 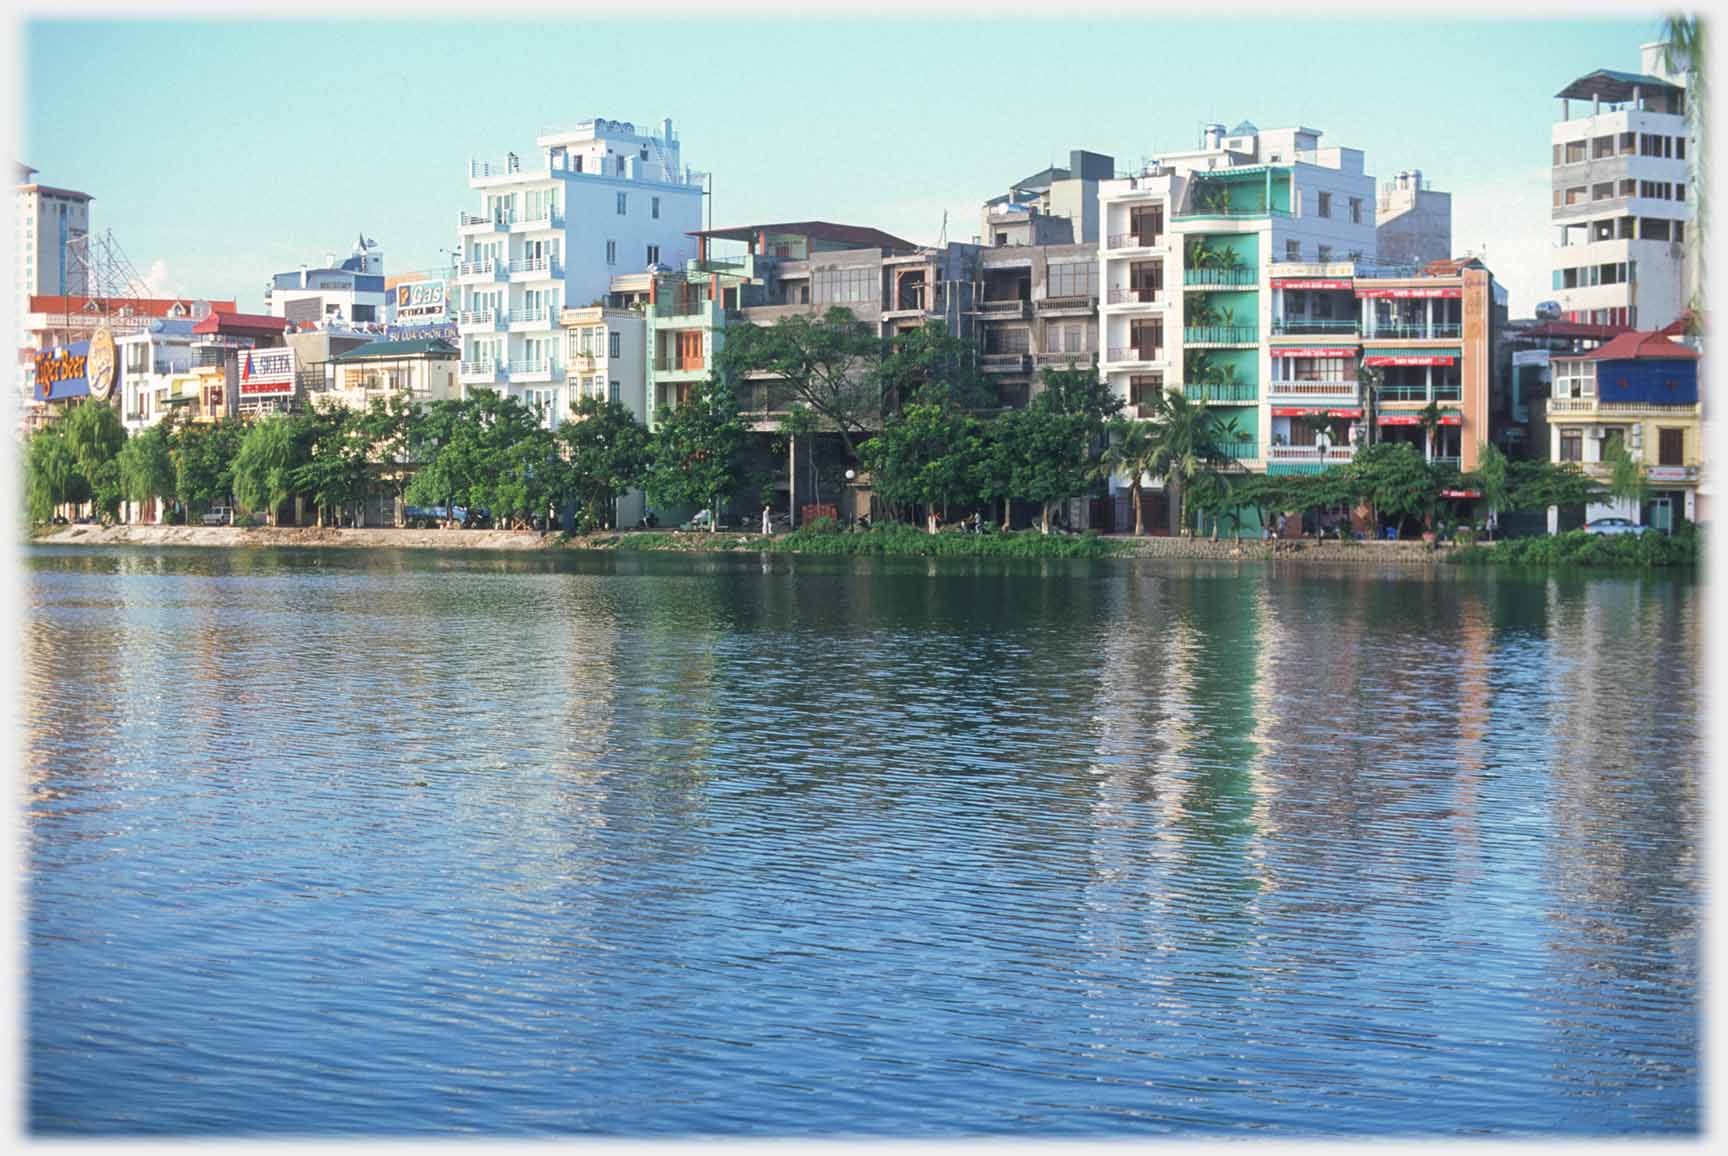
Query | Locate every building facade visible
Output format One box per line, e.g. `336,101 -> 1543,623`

455,116 -> 704,417
265,235 -> 386,325
1550,43 -> 1694,329
15,164 -> 92,346
980,150 -> 1115,247
1545,328 -> 1701,530
1374,169 -> 1452,265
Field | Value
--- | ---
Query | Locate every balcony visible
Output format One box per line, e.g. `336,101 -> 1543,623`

513,212 -> 563,231
507,307 -> 549,326
459,212 -> 509,232
1272,319 -> 1360,336
1218,441 -> 1259,461
655,296 -> 712,318
1183,268 -> 1258,287
1379,384 -> 1463,403
1546,397 -> 1701,419
1107,286 -> 1164,307
1173,206 -> 1291,221
1362,322 -> 1462,340
1107,232 -> 1166,251
1269,379 -> 1360,400
458,309 -> 502,328
458,259 -> 504,280
1035,351 -> 1095,367
976,299 -> 1032,319
1431,456 -> 1462,471
1108,346 -> 1164,365
507,359 -> 554,380
1266,444 -> 1357,466
460,359 -> 501,380
1180,381 -> 1259,403
1039,294 -> 1097,315
1184,325 -> 1258,346
982,352 -> 1032,372
654,355 -> 706,374
508,257 -> 556,278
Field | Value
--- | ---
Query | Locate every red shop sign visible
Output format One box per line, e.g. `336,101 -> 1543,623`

1355,286 -> 1463,299
1270,346 -> 1357,358
1362,354 -> 1457,367
1439,414 -> 1462,426
1271,279 -> 1354,290
1327,408 -> 1363,418
1377,414 -> 1420,425
1441,490 -> 1482,499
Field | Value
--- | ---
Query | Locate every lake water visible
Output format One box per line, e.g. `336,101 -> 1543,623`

22,546 -> 1703,1137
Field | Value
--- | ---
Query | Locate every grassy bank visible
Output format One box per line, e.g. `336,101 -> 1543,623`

614,524 -> 1131,559
1451,528 -> 1701,568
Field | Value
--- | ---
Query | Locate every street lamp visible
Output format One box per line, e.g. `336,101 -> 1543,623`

845,468 -> 857,527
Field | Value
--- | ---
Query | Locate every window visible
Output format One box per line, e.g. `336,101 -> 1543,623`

1317,191 -> 1332,218
1676,137 -> 1686,160
1317,244 -> 1333,261
573,155 -> 583,173
1047,261 -> 1097,298
1348,197 -> 1362,224
606,240 -> 617,265
1593,182 -> 1614,201
616,155 -> 626,175
984,326 -> 1029,354
1560,429 -> 1583,462
609,331 -> 621,358
616,192 -> 628,215
1552,144 -> 1562,165
1641,218 -> 1672,241
646,244 -> 660,266
1659,427 -> 1684,466
1592,135 -> 1614,159
1620,178 -> 1637,196
812,266 -> 877,304
1285,239 -> 1301,260
1565,140 -> 1587,163
1555,360 -> 1591,398
1620,131 -> 1636,154
1564,186 -> 1588,206
610,380 -> 621,404
652,196 -> 660,220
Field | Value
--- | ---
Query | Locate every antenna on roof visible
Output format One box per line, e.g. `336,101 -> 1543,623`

938,210 -> 948,248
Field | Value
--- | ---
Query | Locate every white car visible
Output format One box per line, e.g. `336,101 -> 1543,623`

1584,517 -> 1653,536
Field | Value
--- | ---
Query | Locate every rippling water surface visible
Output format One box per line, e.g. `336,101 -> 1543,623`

23,546 -> 1702,1136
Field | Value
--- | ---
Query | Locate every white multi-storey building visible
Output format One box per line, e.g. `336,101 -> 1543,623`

455,116 -> 704,418
1097,122 -> 1377,440
1550,42 -> 1694,329
265,235 -> 387,325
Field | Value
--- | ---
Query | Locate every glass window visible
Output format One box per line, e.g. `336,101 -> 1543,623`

1348,197 -> 1362,224
1559,429 -> 1583,461
1565,140 -> 1587,163
606,240 -> 617,265
609,332 -> 621,358
1047,262 -> 1097,298
616,193 -> 627,215
1285,239 -> 1301,260
610,381 -> 621,404
1317,191 -> 1332,218
652,196 -> 660,220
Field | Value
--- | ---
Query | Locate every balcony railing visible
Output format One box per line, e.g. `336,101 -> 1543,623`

460,360 -> 500,377
1184,325 -> 1258,345
654,356 -> 705,373
982,352 -> 1032,371
1362,322 -> 1463,340
1269,379 -> 1359,397
1218,441 -> 1259,461
1107,232 -> 1165,250
1174,206 -> 1292,220
655,297 -> 711,317
1183,268 -> 1258,287
1035,351 -> 1094,367
1107,286 -> 1164,305
507,308 -> 548,325
515,212 -> 562,230
460,212 -> 509,229
458,259 -> 499,278
508,257 -> 553,276
1378,384 -> 1463,403
1272,319 -> 1360,335
1040,294 -> 1097,311
977,298 -> 1032,317
507,359 -> 553,376
1108,346 -> 1163,363
458,309 -> 501,326
1266,444 -> 1357,464
1180,381 -> 1259,403
1431,456 -> 1462,470
1547,397 -> 1701,417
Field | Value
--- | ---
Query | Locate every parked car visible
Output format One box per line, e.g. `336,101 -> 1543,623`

679,509 -> 732,532
1584,517 -> 1653,536
201,506 -> 233,526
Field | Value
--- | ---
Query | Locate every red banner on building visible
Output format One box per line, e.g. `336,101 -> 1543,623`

1377,414 -> 1420,425
1272,407 -> 1362,418
1269,346 -> 1357,358
1441,489 -> 1482,499
1271,279 -> 1354,290
1439,414 -> 1462,426
1362,354 -> 1457,367
1355,286 -> 1463,299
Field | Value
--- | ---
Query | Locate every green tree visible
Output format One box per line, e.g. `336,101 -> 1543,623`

1605,439 -> 1651,512
1469,441 -> 1510,539
1506,458 -> 1607,512
355,393 -> 422,525
172,420 -> 244,516
556,395 -> 651,531
878,320 -> 993,413
406,391 -> 555,527
23,425 -> 88,524
232,414 -> 309,525
61,400 -> 128,523
293,407 -> 372,527
644,375 -> 746,531
1143,389 -> 1238,534
714,307 -> 883,462
117,423 -> 177,522
860,388 -> 986,534
1099,418 -> 1162,536
1345,443 -> 1435,538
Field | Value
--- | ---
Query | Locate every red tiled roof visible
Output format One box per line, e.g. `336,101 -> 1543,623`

1583,330 -> 1700,361
28,295 -> 237,317
192,310 -> 289,335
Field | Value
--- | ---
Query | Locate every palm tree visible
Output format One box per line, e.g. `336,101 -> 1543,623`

1417,400 -> 1444,461
1100,417 -> 1163,535
1152,390 -> 1232,535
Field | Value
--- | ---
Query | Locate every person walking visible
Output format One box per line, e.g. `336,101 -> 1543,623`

761,506 -> 772,536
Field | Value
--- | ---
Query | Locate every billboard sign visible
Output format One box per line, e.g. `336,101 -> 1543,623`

1355,286 -> 1463,299
34,342 -> 91,401
394,280 -> 447,320
238,347 -> 296,397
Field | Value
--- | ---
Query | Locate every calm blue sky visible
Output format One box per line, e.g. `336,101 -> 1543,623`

25,16 -> 1668,316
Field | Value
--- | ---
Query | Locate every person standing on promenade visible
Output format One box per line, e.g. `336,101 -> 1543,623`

762,506 -> 771,536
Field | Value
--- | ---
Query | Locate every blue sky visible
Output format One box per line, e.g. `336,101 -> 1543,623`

24,16 -> 1668,316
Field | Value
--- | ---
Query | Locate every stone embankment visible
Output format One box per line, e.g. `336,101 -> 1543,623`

36,523 -> 1457,564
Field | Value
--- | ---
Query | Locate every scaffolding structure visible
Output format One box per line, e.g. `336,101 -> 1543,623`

53,228 -> 155,344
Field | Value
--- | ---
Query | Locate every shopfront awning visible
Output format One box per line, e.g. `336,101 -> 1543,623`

1270,346 -> 1357,358
1355,285 -> 1462,299
1362,348 -> 1460,366
1273,407 -> 1362,418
